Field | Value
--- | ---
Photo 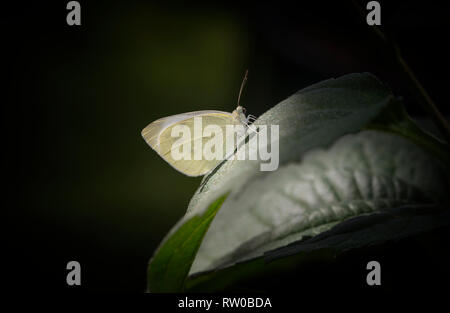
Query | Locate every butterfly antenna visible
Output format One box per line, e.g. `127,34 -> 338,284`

237,69 -> 249,107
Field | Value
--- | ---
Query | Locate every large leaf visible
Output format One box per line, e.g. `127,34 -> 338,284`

146,72 -> 449,292
186,72 -> 447,274
189,130 -> 449,274
147,194 -> 227,292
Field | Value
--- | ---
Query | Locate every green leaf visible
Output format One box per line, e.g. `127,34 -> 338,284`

147,194 -> 227,292
189,130 -> 449,275
147,73 -> 449,292
185,72 -> 447,275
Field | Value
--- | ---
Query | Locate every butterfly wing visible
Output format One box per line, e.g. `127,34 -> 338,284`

142,111 -> 240,176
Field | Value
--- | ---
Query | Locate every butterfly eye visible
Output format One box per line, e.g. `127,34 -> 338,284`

242,107 -> 246,114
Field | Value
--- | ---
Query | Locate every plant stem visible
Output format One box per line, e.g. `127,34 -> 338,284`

392,43 -> 450,143
351,0 -> 450,143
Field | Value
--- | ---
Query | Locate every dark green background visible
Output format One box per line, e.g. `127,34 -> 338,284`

4,0 -> 449,292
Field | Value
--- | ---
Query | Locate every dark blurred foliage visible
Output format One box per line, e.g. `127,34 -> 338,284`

2,0 -> 449,292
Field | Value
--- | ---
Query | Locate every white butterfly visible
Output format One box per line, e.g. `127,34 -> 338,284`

141,106 -> 257,176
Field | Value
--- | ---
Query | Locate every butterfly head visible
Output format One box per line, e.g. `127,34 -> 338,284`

232,106 -> 247,124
